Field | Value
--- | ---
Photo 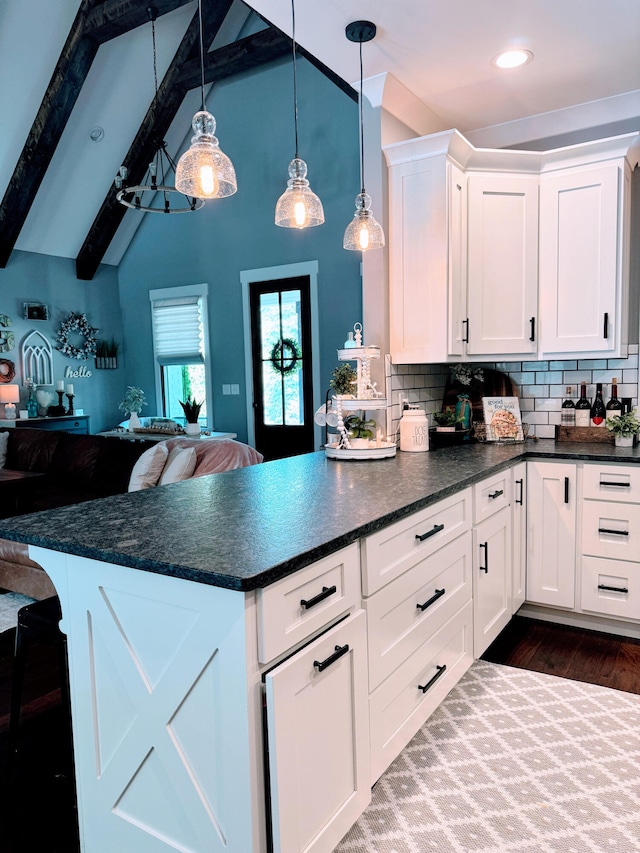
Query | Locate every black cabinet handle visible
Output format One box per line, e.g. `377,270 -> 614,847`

600,481 -> 631,488
300,585 -> 337,610
462,318 -> 469,343
598,584 -> 629,594
515,478 -> 524,505
564,477 -> 569,504
604,312 -> 609,339
479,542 -> 488,573
529,316 -> 536,342
418,664 -> 447,694
314,643 -> 349,672
417,588 -> 446,612
598,528 -> 629,536
488,489 -> 503,499
416,523 -> 444,542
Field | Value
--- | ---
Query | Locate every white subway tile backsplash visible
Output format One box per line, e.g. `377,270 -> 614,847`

623,369 -> 639,383
550,360 -> 577,370
578,359 -> 607,369
522,384 -> 545,397
535,398 -> 562,412
536,425 -> 557,439
523,411 -> 551,425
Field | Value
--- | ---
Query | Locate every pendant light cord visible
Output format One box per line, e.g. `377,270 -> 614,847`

358,39 -> 365,194
291,0 -> 299,159
198,0 -> 206,111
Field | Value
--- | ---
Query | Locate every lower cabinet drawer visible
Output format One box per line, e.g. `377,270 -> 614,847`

256,543 -> 360,664
582,500 -> 640,563
365,532 -> 472,691
368,600 -> 473,784
581,556 -> 640,620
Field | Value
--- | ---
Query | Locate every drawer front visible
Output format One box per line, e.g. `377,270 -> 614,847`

473,471 -> 511,524
583,464 -> 640,504
362,489 -> 472,596
257,543 -> 359,663
581,556 -> 640,620
365,532 -> 472,691
369,600 -> 473,784
582,500 -> 640,563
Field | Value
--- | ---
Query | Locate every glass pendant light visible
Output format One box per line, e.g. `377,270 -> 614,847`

275,0 -> 324,228
343,21 -> 385,252
175,0 -> 237,199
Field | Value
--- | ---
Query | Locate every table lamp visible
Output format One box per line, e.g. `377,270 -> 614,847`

0,384 -> 20,418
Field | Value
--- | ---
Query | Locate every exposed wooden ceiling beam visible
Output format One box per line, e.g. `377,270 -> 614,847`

84,0 -> 193,44
76,0 -> 235,281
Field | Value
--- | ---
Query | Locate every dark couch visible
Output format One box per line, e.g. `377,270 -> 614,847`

0,428 -> 156,598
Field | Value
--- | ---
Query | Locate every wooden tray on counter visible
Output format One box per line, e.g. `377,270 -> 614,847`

555,425 -> 615,444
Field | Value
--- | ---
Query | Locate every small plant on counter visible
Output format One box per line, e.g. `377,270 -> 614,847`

605,409 -> 640,436
330,363 -> 357,396
433,409 -> 464,428
118,386 -> 147,415
179,396 -> 203,424
344,414 -> 376,440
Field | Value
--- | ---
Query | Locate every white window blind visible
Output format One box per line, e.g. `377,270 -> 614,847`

151,295 -> 204,365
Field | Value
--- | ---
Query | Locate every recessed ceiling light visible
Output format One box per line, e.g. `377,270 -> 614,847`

491,49 -> 533,69
89,126 -> 105,143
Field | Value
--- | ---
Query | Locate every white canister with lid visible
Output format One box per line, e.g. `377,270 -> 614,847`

399,406 -> 429,452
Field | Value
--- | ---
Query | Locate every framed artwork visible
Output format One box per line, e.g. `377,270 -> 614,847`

0,358 -> 16,383
0,314 -> 14,353
23,302 -> 49,321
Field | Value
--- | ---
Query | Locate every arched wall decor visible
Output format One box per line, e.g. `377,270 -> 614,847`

21,330 -> 54,386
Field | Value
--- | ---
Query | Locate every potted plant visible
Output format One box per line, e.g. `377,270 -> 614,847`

330,363 -> 357,397
95,338 -> 120,369
605,409 -> 640,447
343,414 -> 376,448
433,409 -> 464,432
118,386 -> 147,430
180,397 -> 204,435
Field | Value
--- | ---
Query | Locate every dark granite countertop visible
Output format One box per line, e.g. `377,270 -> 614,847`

1,439 -> 640,591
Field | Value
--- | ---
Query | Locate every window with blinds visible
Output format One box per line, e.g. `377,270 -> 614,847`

149,284 -> 209,424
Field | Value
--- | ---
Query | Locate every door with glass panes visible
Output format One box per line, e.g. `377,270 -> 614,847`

249,276 -> 314,460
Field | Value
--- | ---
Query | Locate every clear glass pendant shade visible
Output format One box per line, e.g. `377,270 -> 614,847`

275,158 -> 324,228
175,110 -> 237,199
343,192 -> 385,251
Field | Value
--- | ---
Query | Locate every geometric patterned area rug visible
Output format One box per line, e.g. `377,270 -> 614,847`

0,591 -> 34,634
334,660 -> 640,853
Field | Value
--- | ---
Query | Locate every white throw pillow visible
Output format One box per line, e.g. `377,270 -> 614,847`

128,443 -> 169,492
158,446 -> 197,486
0,431 -> 8,467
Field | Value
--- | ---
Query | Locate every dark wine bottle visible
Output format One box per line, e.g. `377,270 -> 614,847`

561,386 -> 575,426
606,377 -> 623,414
575,382 -> 591,427
590,382 -> 606,427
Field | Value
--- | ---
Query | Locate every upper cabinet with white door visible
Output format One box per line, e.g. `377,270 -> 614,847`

384,130 -> 640,364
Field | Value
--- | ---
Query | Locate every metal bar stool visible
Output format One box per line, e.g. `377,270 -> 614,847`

6,595 -> 71,778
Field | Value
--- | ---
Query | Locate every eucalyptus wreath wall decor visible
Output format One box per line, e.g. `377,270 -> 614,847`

56,312 -> 99,360
270,337 -> 302,375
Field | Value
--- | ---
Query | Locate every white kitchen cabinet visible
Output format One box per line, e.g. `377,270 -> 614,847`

511,462 -> 527,613
526,460 -> 577,609
265,611 -> 370,853
384,130 -> 638,364
473,506 -> 512,657
466,173 -> 539,356
539,162 -> 631,357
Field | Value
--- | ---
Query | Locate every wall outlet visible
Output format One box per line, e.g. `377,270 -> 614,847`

230,384 -> 240,395
222,384 -> 231,395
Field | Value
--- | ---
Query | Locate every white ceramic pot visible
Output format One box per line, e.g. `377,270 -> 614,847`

348,437 -> 370,448
614,434 -> 634,447
185,422 -> 201,436
436,426 -> 456,432
127,411 -> 141,431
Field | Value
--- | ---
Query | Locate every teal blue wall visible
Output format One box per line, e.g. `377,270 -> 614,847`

0,250 -> 124,431
118,56 -> 362,443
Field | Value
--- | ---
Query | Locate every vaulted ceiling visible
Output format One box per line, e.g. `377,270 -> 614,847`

1,0 -> 639,281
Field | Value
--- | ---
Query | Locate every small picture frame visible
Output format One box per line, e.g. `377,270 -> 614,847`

23,302 -> 49,321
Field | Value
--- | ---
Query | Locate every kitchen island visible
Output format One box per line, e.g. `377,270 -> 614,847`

1,439 -> 639,853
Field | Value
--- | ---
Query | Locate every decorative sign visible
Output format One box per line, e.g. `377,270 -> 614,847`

0,314 -> 14,353
21,330 -> 54,386
64,365 -> 93,379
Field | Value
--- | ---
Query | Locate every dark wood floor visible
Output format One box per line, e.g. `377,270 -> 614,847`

0,614 -> 639,852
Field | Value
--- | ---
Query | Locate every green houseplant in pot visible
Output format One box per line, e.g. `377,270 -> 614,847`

180,397 -> 203,435
343,414 -> 376,448
433,409 -> 464,432
605,409 -> 640,447
118,386 -> 147,431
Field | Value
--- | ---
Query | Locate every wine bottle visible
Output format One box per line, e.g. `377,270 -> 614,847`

606,377 -> 623,415
561,386 -> 575,426
575,382 -> 591,427
590,382 -> 606,427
